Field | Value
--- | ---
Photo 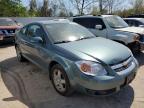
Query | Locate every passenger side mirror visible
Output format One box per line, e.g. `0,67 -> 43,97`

95,25 -> 103,30
31,37 -> 43,44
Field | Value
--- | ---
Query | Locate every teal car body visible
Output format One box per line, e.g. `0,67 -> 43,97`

15,19 -> 139,96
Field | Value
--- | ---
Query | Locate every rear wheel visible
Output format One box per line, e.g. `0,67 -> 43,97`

50,64 -> 73,96
15,46 -> 26,62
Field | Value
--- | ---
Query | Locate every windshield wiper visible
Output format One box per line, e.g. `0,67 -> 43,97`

54,40 -> 71,44
76,36 -> 94,41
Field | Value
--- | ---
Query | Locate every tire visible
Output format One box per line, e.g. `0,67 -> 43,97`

15,46 -> 26,62
50,64 -> 73,96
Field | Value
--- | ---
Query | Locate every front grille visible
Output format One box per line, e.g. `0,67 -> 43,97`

7,29 -> 15,33
0,29 -> 16,35
111,56 -> 133,72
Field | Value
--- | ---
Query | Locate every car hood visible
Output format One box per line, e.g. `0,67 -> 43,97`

115,27 -> 144,34
56,37 -> 131,65
0,25 -> 20,29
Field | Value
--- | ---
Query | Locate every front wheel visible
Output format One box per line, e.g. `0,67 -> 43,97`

50,64 -> 73,96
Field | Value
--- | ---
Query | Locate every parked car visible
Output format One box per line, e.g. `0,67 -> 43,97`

124,18 -> 144,27
128,14 -> 144,18
71,15 -> 144,53
0,18 -> 20,44
15,19 -> 138,96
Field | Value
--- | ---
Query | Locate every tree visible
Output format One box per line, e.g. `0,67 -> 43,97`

70,0 -> 97,15
58,0 -> 69,16
29,0 -> 37,16
69,11 -> 74,17
90,7 -> 100,15
0,0 -> 28,16
133,0 -> 144,14
41,0 -> 49,16
98,0 -> 124,14
58,10 -> 67,17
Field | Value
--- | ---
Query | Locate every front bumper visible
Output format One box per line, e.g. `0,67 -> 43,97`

73,59 -> 138,96
0,35 -> 15,43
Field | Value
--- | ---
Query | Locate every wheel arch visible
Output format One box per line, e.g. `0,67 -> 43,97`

48,58 -> 70,80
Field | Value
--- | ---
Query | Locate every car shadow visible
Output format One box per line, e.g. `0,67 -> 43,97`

0,57 -> 134,108
134,52 -> 144,66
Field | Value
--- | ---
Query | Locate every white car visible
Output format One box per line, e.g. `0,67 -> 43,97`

124,18 -> 144,27
71,15 -> 144,52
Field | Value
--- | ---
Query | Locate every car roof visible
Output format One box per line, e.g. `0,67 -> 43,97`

34,19 -> 70,25
0,18 -> 13,21
124,18 -> 144,20
73,15 -> 116,19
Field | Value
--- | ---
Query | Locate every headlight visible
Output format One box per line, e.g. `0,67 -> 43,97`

75,61 -> 107,76
133,34 -> 140,41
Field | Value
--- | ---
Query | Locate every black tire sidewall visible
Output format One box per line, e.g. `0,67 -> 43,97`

51,64 -> 72,96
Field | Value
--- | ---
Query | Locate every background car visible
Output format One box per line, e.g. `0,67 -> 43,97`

128,14 -> 144,18
15,19 -> 138,96
71,15 -> 144,53
124,18 -> 144,27
0,18 -> 20,44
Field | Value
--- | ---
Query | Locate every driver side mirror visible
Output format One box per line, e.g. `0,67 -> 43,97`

31,37 -> 43,44
95,25 -> 103,30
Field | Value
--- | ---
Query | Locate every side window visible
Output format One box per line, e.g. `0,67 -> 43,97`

26,24 -> 43,38
124,20 -> 129,25
88,18 -> 106,29
136,21 -> 143,26
73,18 -> 90,28
134,21 -> 139,27
127,20 -> 133,26
73,18 -> 106,29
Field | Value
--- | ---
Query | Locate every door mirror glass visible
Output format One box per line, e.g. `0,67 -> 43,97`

32,37 -> 43,43
95,25 -> 103,30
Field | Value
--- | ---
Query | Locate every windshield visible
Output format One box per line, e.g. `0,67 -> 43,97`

45,23 -> 95,43
105,16 -> 129,28
0,19 -> 17,26
139,19 -> 144,24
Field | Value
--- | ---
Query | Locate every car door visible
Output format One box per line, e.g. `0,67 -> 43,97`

87,18 -> 107,38
25,24 -> 48,69
17,26 -> 31,58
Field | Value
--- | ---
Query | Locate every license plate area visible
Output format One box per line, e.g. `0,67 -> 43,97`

0,36 -> 3,40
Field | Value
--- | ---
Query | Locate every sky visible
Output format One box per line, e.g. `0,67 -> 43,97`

22,0 -> 29,7
21,0 -> 133,14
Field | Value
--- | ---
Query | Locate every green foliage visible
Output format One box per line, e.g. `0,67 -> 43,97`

114,0 -> 144,17
59,11 -> 67,17
0,0 -> 28,17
